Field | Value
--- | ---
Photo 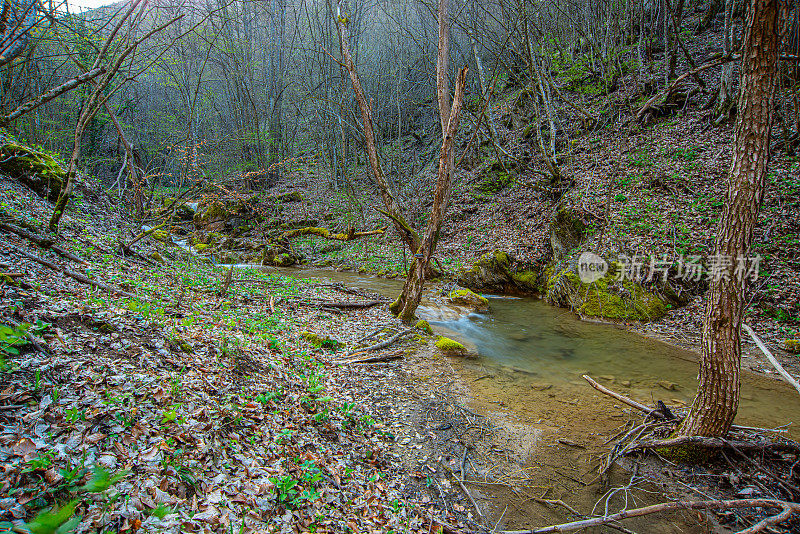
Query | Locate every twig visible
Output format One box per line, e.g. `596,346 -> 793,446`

742,324 -> 800,396
499,499 -> 800,534
0,221 -> 87,265
346,328 -> 414,357
17,248 -> 137,299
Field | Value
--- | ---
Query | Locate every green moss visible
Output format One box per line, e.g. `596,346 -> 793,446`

274,253 -> 295,267
151,230 -> 169,242
545,263 -> 666,322
301,331 -> 340,350
415,319 -> 433,335
149,251 -> 165,263
0,143 -> 66,202
194,243 -> 210,252
476,169 -> 514,194
447,288 -> 489,312
511,269 -> 540,292
435,336 -> 466,355
389,297 -> 402,315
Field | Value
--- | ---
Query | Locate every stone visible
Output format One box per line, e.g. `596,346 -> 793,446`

446,288 -> 489,312
435,336 -> 466,356
457,250 -> 513,293
0,143 -> 66,202
549,207 -> 587,260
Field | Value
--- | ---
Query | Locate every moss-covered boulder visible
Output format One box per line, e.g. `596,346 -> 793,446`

151,229 -> 170,242
476,162 -> 515,195
435,336 -> 466,356
457,250 -> 513,292
544,263 -> 666,322
510,269 -> 541,293
193,202 -> 229,232
273,253 -> 296,267
0,143 -> 66,202
549,207 -> 587,259
415,319 -> 433,335
447,288 -> 490,313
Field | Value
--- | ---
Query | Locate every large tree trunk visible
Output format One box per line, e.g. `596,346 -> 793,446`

335,1 -> 420,254
393,0 -> 467,321
396,66 -> 467,322
677,0 -> 779,438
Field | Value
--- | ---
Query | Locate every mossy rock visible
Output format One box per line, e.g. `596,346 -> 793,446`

476,164 -> 515,194
271,191 -> 304,203
447,288 -> 490,312
193,202 -> 229,232
301,331 -> 341,350
784,340 -> 800,354
435,336 -> 466,356
415,319 -> 433,335
149,251 -> 165,263
545,264 -> 666,322
457,250 -> 512,292
273,253 -> 296,267
510,269 -> 541,293
194,243 -> 210,252
0,143 -> 66,202
151,230 -> 170,242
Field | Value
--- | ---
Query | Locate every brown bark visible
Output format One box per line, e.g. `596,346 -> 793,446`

396,66 -> 468,321
677,0 -> 780,438
335,2 -> 420,253
392,0 -> 467,321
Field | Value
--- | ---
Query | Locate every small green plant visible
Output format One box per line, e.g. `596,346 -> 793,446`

23,450 -> 55,473
269,475 -> 298,502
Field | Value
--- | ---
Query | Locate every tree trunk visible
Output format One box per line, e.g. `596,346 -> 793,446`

335,1 -> 420,254
677,0 -> 779,439
714,0 -> 738,123
394,0 -> 467,321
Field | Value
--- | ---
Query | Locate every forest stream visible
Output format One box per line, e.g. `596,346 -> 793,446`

264,266 -> 800,533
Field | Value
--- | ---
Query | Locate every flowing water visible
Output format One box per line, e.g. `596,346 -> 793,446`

255,267 -> 800,531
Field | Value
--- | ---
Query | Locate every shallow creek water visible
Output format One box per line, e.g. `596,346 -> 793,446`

264,267 -> 800,531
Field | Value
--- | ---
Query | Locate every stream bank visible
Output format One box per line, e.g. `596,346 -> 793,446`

275,267 -> 800,533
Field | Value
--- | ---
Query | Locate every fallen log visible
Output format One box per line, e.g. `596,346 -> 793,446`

279,225 -> 386,241
0,221 -> 88,265
743,324 -> 800,396
17,248 -> 137,299
500,498 -> 800,534
636,54 -> 739,122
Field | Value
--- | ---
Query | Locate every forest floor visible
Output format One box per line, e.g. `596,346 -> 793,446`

3,167 -> 800,533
